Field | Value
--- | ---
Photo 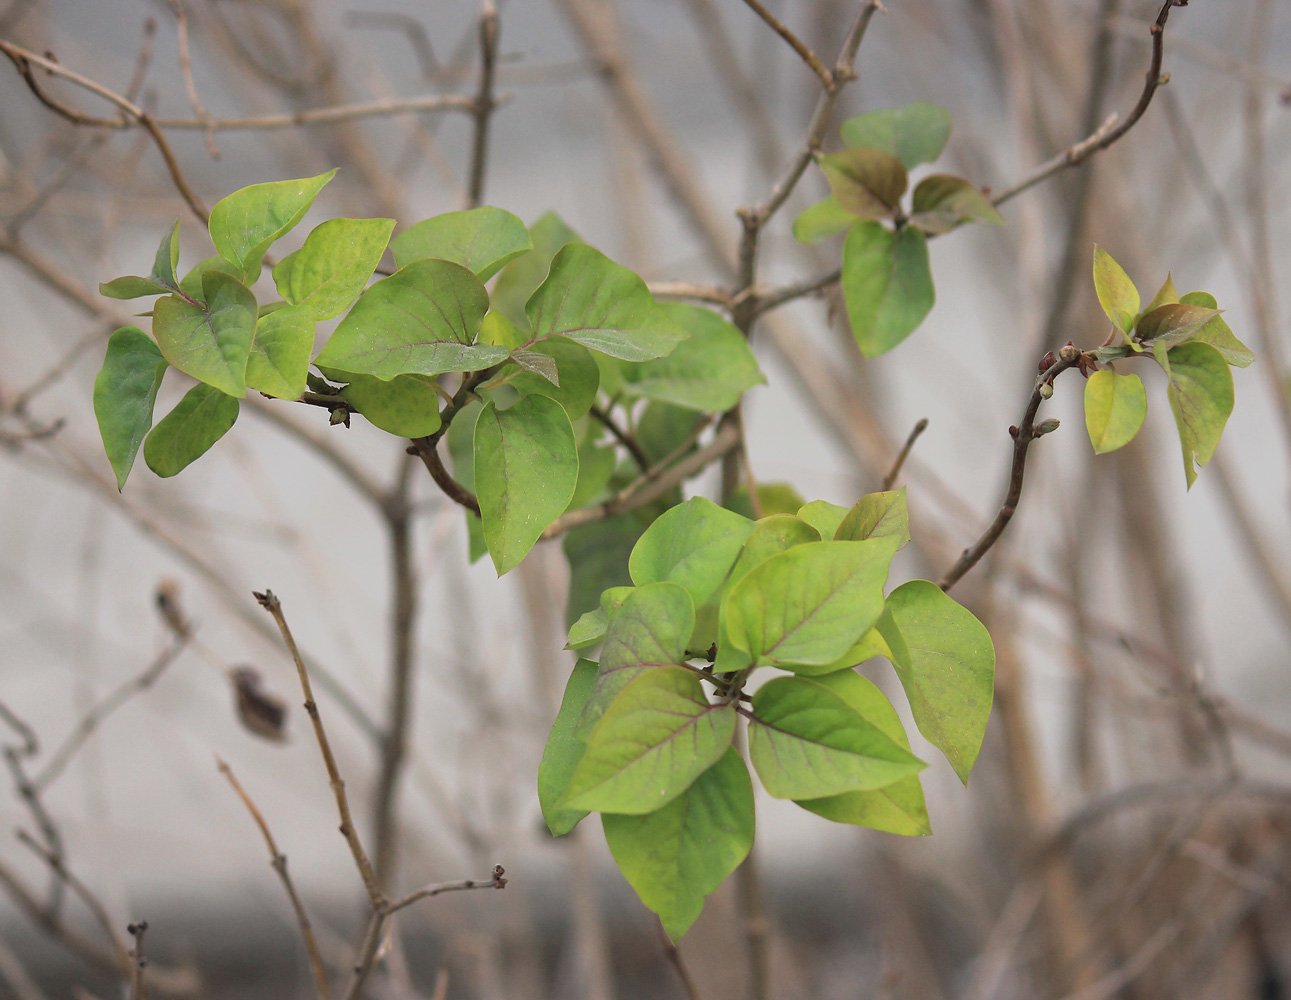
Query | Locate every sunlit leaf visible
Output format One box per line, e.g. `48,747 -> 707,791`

1083,369 -> 1146,454
1092,245 -> 1139,334
391,206 -> 532,280
272,217 -> 395,320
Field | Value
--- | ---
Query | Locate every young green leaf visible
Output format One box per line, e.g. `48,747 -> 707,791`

817,148 -> 907,220
795,671 -> 930,836
884,580 -> 994,783
538,658 -> 600,836
748,676 -> 925,799
1133,303 -> 1220,350
566,610 -> 609,651
314,259 -> 505,380
143,383 -> 239,477
507,337 -> 600,419
99,220 -> 184,299
908,175 -> 1003,234
474,395 -> 579,574
603,748 -> 754,940
152,271 -> 258,397
629,496 -> 755,607
178,255 -> 243,302
562,666 -> 736,814
390,206 -> 532,280
1144,273 -> 1179,313
1163,341 -> 1233,488
796,501 -> 849,540
578,581 -> 695,736
1092,245 -> 1139,334
622,303 -> 765,412
272,217 -> 395,320
526,244 -> 688,361
93,327 -> 169,490
1179,292 -> 1254,367
1083,369 -> 1146,454
563,515 -> 644,627
491,212 -> 582,332
839,102 -> 952,169
842,221 -> 935,357
727,515 -> 822,591
835,487 -> 909,547
810,605 -> 908,676
244,305 -> 315,399
209,170 -> 336,277
792,195 -> 856,244
724,538 -> 899,668
338,373 -> 443,437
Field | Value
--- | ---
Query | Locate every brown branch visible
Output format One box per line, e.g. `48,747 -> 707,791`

217,757 -> 331,1000
646,281 -> 732,307
882,418 -> 928,491
253,590 -> 387,910
384,864 -> 507,914
939,351 -> 1082,592
660,925 -> 702,1000
167,0 -> 217,158
589,404 -> 649,471
738,0 -> 833,90
745,267 -> 840,319
466,0 -> 500,208
17,831 -> 130,964
989,0 -> 1187,209
127,922 -> 147,1000
408,437 -> 480,515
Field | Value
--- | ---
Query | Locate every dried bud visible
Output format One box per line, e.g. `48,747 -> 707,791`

1058,343 -> 1079,362
1038,382 -> 1054,399
1078,353 -> 1100,378
329,406 -> 351,428
230,666 -> 288,742
1034,418 -> 1061,437
1038,350 -> 1058,374
155,578 -> 190,638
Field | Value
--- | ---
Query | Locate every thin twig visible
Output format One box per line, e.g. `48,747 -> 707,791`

646,281 -> 732,307
939,352 -> 1082,592
253,590 -> 387,909
466,0 -> 500,208
589,404 -> 650,471
659,925 -> 702,1000
384,864 -> 507,914
17,832 -> 130,963
738,0 -> 832,90
167,0 -> 217,158
408,437 -> 481,515
989,0 -> 1187,208
217,757 -> 331,1000
127,922 -> 147,1000
882,418 -> 928,491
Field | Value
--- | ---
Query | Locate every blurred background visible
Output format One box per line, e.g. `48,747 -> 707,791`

0,0 -> 1289,997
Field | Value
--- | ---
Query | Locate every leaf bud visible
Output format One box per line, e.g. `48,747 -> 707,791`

1038,350 -> 1058,374
1038,382 -> 1054,399
1058,343 -> 1079,362
1034,418 -> 1061,437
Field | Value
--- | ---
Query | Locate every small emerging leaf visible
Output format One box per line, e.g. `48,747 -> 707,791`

1179,291 -> 1254,367
909,175 -> 1003,234
817,148 -> 907,221
792,195 -> 855,244
1092,245 -> 1139,334
1134,303 -> 1220,350
835,488 -> 909,547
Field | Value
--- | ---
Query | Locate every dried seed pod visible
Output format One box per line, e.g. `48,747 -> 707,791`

229,666 -> 287,742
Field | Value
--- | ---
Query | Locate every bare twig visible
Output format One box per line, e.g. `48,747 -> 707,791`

254,590 -> 386,909
384,864 -> 507,914
466,0 -> 501,208
738,0 -> 832,90
217,757 -> 331,1000
127,921 -> 147,1000
589,404 -> 650,471
940,351 -> 1082,592
167,1 -> 217,158
882,418 -> 928,491
17,832 -> 130,963
990,0 -> 1188,208
659,925 -> 702,1000
408,437 -> 481,515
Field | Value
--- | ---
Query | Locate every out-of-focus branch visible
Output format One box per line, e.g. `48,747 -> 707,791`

217,757 -> 331,1000
882,418 -> 928,491
738,0 -> 833,90
466,0 -> 500,208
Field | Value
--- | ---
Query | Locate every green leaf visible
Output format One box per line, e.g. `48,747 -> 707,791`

909,175 -> 1004,234
491,212 -> 582,332
579,582 -> 695,736
566,611 -> 609,651
539,658 -> 599,836
563,666 -> 736,814
99,220 -> 184,299
811,606 -> 907,676
1083,369 -> 1146,454
152,271 -> 257,397
724,538 -> 898,668
526,244 -> 688,361
100,275 -> 173,299
796,501 -> 849,541
475,395 -> 579,574
93,327 -> 169,490
314,259 -> 504,380
1163,341 -> 1233,489
244,305 -> 315,399
1144,273 -> 1179,314
1092,245 -> 1139,334
725,483 -> 806,519
622,303 -> 765,412
564,515 -> 643,626
603,748 -> 753,940
390,206 -> 532,281
629,496 -> 755,607
817,148 -> 907,220
143,382 -> 239,477
842,221 -> 935,357
1134,303 -> 1220,350
795,671 -> 930,836
178,255 -> 243,302
480,310 -> 528,349
509,350 -> 559,385
727,515 -> 822,591
792,195 -> 856,244
884,580 -> 994,783
209,170 -> 336,277
568,440 -> 617,511
835,488 -> 909,547
507,337 -> 600,420
153,218 -> 181,287
1179,291 -> 1254,367
839,102 -> 952,169
338,373 -> 443,437
748,676 -> 925,799
272,217 -> 395,320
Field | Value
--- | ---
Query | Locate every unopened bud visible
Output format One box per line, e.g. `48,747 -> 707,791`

1038,382 -> 1054,399
1058,343 -> 1079,362
1038,350 -> 1058,374
1034,418 -> 1061,436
